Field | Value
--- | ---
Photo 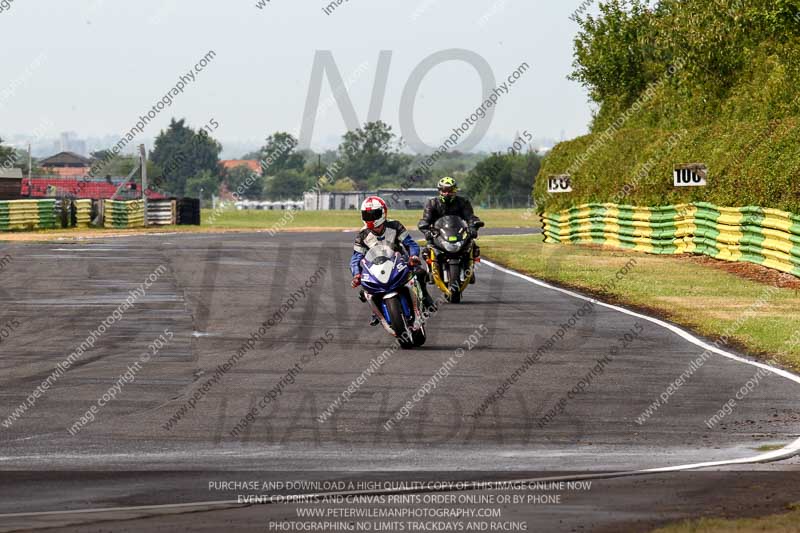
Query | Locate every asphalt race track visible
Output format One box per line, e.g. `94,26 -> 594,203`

0,230 -> 798,532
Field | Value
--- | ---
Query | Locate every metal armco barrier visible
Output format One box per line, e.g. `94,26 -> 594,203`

0,199 -> 58,231
104,199 -> 145,229
541,202 -> 800,277
146,199 -> 176,226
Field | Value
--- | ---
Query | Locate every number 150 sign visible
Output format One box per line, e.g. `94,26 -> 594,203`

547,175 -> 572,193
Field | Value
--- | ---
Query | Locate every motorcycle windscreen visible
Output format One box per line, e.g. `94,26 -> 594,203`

434,215 -> 469,252
433,215 -> 469,233
363,243 -> 397,285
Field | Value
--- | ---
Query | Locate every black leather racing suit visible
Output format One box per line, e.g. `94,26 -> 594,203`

418,196 -> 482,258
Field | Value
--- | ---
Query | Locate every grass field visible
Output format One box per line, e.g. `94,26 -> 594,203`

650,504 -> 800,533
0,208 -> 536,241
481,234 -> 800,372
200,208 -> 538,230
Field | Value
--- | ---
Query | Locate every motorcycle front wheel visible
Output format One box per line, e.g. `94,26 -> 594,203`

448,263 -> 462,303
385,297 -> 415,349
411,325 -> 426,347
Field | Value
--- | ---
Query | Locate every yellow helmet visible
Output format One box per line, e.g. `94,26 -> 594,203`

437,176 -> 457,202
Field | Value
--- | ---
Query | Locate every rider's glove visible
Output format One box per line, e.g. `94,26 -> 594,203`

409,256 -> 421,267
351,273 -> 362,288
469,226 -> 479,238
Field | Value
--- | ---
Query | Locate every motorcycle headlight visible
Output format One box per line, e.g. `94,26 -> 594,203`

443,241 -> 462,253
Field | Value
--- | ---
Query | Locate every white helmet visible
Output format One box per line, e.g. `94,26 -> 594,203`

360,196 -> 387,232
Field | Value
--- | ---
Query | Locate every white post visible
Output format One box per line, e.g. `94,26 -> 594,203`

139,144 -> 148,226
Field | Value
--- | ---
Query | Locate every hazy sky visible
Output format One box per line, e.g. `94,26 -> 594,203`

0,0 -> 595,155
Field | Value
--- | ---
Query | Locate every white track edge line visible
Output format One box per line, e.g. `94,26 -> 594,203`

481,259 -> 800,467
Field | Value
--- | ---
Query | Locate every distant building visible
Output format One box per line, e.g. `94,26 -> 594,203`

221,160 -> 262,175
217,182 -> 237,202
0,168 -> 23,200
303,188 -> 437,211
39,151 -> 92,177
57,132 -> 88,157
303,191 -> 372,211
377,188 -> 437,210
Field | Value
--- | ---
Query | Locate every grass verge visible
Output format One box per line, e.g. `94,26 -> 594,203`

480,234 -> 800,373
650,504 -> 800,533
0,209 -> 536,242
200,208 -> 537,231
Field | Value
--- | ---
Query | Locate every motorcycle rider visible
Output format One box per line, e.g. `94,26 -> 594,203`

351,196 -> 434,325
418,177 -> 484,283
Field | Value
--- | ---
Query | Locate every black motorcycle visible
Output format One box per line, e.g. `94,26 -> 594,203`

424,216 -> 483,303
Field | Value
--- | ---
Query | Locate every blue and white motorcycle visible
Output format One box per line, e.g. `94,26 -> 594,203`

360,243 -> 427,349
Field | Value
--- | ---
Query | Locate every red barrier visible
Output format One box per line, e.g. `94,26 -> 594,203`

20,178 -> 167,200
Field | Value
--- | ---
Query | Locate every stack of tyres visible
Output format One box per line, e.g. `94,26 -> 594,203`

0,199 -> 58,231
541,202 -> 800,278
104,200 -> 145,229
176,198 -> 201,225
73,199 -> 92,228
146,199 -> 176,226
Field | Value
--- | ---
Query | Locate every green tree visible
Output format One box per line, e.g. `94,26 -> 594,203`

509,152 -> 541,204
0,138 -> 16,167
570,0 -> 800,129
337,121 -> 411,187
225,165 -> 264,200
12,148 -> 31,171
258,132 -> 305,175
331,178 -> 358,191
265,169 -> 309,200
185,169 -> 223,203
150,118 -> 222,196
319,149 -> 339,167
570,0 -> 659,110
465,153 -> 509,203
465,152 -> 540,207
91,153 -> 139,177
90,149 -> 113,161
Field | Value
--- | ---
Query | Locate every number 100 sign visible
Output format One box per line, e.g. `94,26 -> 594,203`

674,164 -> 708,187
547,175 -> 572,193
